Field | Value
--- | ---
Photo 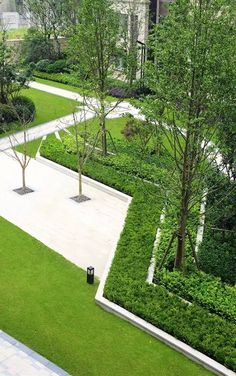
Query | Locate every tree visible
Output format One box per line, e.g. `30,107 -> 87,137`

8,103 -> 36,195
68,0 -> 123,157
122,114 -> 158,155
61,112 -> 99,202
145,0 -> 236,269
22,0 -> 78,57
0,29 -> 30,104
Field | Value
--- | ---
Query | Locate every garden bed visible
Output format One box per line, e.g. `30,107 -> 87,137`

40,134 -> 236,372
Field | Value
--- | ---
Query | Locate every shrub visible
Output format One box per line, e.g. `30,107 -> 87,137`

21,28 -> 53,64
155,269 -> 236,322
12,96 -> 36,123
198,178 -> 236,284
36,59 -> 52,72
107,78 -> 139,98
0,104 -> 15,126
33,71 -> 81,87
46,60 -> 68,74
40,135 -> 236,372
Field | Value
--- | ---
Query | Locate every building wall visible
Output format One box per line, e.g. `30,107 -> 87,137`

115,0 -> 171,43
0,0 -> 16,12
114,0 -> 150,44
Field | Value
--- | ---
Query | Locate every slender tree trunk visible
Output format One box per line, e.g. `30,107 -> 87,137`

22,167 -> 26,191
174,129 -> 191,269
100,112 -> 107,157
175,202 -> 188,269
78,168 -> 82,196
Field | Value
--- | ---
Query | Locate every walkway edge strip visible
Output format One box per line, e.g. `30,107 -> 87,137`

0,331 -> 70,376
95,229 -> 236,376
36,156 -> 131,203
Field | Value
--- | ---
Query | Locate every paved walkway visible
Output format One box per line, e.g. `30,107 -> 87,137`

0,331 -> 69,376
0,81 -> 144,152
0,151 -> 130,278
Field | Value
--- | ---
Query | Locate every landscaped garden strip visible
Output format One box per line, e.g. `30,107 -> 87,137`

40,134 -> 236,371
0,217 -> 213,376
0,88 -> 78,138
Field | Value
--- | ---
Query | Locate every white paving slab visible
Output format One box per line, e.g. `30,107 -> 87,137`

0,331 -> 69,376
0,151 -> 130,277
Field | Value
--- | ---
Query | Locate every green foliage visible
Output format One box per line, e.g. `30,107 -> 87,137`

0,31 -> 30,106
35,59 -> 68,73
155,269 -> 236,322
46,60 -> 68,73
0,96 -> 36,130
104,193 -> 236,372
12,95 -> 36,123
199,177 -> 236,284
40,135 -> 236,371
199,237 -> 236,285
0,104 -> 15,128
21,28 -> 53,64
69,0 -> 120,91
92,152 -> 166,185
35,59 -> 52,72
34,71 -> 81,87
40,137 -> 138,196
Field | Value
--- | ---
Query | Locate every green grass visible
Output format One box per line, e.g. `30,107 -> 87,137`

64,116 -> 128,140
3,27 -> 27,40
0,217 -> 212,376
34,77 -> 122,103
16,138 -> 42,158
0,88 -> 78,139
22,88 -> 78,126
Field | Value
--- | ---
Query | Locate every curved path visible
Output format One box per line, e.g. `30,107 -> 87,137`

0,81 -> 144,151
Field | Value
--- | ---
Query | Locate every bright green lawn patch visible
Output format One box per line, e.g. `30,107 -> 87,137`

0,88 -> 77,139
4,28 -> 27,40
16,138 -> 42,158
0,217 -> 212,376
64,116 -> 129,140
34,77 -> 121,103
22,88 -> 78,126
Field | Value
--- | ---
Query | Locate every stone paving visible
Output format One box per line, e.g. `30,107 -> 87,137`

0,150 -> 130,277
0,331 -> 69,376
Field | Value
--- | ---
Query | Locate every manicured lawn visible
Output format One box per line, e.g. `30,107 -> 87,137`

0,217 -> 212,376
16,138 -> 42,158
64,116 -> 128,140
0,88 -> 78,139
23,88 -> 78,126
34,77 -> 122,103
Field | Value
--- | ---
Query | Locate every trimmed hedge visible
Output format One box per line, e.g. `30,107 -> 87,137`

40,136 -> 236,372
34,71 -> 82,88
155,269 -> 236,322
104,194 -> 236,371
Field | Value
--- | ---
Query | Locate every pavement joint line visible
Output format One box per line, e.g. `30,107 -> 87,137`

0,331 -> 70,376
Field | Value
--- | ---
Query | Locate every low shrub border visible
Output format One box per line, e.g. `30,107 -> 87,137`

40,136 -> 236,373
154,269 -> 236,323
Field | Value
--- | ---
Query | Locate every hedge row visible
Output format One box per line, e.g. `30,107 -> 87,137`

104,193 -> 236,371
155,269 -> 236,322
34,71 -> 82,88
152,206 -> 236,322
40,136 -> 236,372
91,152 -> 167,185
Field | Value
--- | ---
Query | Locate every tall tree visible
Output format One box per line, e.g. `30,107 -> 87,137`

0,29 -> 30,105
145,0 -> 236,268
68,0 -> 122,156
23,0 -> 79,56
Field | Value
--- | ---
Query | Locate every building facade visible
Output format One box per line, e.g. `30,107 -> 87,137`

115,0 -> 171,44
0,0 -> 28,30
